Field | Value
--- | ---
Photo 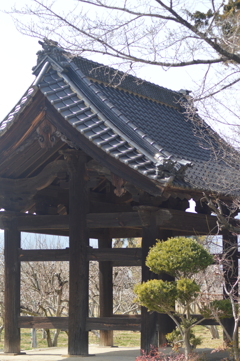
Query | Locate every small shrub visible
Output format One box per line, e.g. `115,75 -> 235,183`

166,329 -> 202,350
135,346 -> 205,361
201,299 -> 234,319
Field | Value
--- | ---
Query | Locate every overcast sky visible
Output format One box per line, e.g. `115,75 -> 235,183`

0,0 -> 200,122
0,2 -> 39,120
0,1 -> 209,219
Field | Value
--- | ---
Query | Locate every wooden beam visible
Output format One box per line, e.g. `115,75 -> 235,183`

112,260 -> 141,267
68,152 -> 89,356
86,317 -> 141,331
18,316 -> 68,329
14,227 -> 142,239
19,248 -> 70,262
4,226 -> 21,354
18,316 -> 141,330
14,214 -> 69,231
19,248 -> 142,266
108,228 -> 142,238
0,160 -> 67,212
89,248 -> 142,263
1,208 -> 219,235
87,212 -> 141,228
18,315 -> 217,330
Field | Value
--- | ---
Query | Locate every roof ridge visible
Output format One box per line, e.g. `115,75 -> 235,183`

88,77 -> 180,110
71,55 -> 184,110
32,39 -> 185,110
71,54 -> 181,96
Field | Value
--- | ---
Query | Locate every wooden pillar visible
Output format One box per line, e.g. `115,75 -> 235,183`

222,230 -> 238,344
99,233 -> 113,346
141,217 -> 159,353
157,230 -> 175,346
68,152 -> 89,356
4,225 -> 21,354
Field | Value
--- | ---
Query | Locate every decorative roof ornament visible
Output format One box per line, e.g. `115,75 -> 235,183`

32,38 -> 68,74
154,153 -> 192,184
178,89 -> 192,96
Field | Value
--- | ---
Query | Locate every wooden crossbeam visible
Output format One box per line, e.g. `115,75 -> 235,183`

0,208 -> 219,235
89,248 -> 142,263
18,316 -> 68,329
19,248 -> 69,262
18,316 -> 141,330
86,316 -> 141,331
18,315 -> 217,330
18,248 -> 142,266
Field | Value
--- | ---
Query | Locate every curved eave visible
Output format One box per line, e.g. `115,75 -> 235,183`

0,57 -> 189,196
38,62 -> 190,185
45,99 -> 165,197
0,87 -> 39,138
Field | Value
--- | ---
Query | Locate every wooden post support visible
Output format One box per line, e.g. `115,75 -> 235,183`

141,217 -> 159,353
222,230 -> 238,345
4,225 -> 21,354
99,234 -> 113,346
157,230 -> 175,346
68,152 -> 89,356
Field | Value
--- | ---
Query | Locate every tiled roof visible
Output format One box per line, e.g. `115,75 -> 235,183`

72,56 -> 182,110
1,40 -> 239,195
38,67 -> 189,184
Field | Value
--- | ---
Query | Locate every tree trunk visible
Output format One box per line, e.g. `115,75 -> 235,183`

31,328 -> 37,348
0,326 -> 4,342
207,325 -> 219,339
99,234 -> 113,346
53,329 -> 60,347
183,330 -> 192,360
45,329 -> 53,347
232,319 -> 239,361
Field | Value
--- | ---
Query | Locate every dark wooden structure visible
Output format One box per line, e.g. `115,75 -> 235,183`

0,39 -> 239,355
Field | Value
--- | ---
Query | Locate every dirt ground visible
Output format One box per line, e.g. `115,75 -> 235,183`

0,345 -> 231,361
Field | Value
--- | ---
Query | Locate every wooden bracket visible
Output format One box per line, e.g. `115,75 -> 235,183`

111,173 -> 126,197
0,160 -> 68,212
36,119 -> 56,149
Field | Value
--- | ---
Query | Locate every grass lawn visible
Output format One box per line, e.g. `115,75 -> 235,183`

0,326 -> 229,351
193,326 -> 224,349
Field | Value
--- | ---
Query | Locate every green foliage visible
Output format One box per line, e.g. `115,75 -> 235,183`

176,278 -> 200,305
188,0 -> 240,40
146,237 -> 213,278
188,9 -> 213,28
201,299 -> 234,319
219,0 -> 240,40
134,279 -> 177,313
224,0 -> 240,14
166,328 -> 202,349
135,237 -> 214,358
135,278 -> 200,312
